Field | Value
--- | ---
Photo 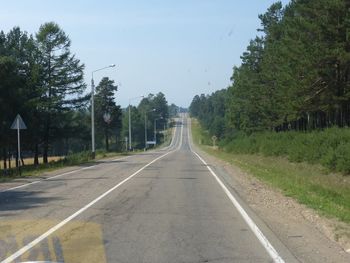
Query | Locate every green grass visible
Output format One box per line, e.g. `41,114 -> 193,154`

0,150 -> 127,183
191,119 -> 350,224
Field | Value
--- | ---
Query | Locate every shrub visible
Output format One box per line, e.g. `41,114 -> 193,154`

220,127 -> 350,174
334,143 -> 350,174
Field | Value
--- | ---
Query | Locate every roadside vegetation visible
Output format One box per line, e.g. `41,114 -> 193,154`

220,127 -> 350,174
0,22 -> 180,176
191,119 -> 350,224
189,0 -> 350,223
0,122 -> 176,183
190,0 -> 350,140
0,150 -> 125,183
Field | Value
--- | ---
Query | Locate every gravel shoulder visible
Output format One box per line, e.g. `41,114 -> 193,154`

195,146 -> 350,263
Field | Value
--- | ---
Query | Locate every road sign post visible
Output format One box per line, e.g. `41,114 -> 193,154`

11,114 -> 27,175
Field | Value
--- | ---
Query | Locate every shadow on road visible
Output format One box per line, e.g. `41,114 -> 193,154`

0,190 -> 61,213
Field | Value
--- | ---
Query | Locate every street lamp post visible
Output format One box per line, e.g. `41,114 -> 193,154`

128,95 -> 144,151
91,64 -> 115,159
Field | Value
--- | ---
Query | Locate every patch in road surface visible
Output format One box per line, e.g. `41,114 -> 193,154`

1,148 -> 173,263
0,220 -> 106,263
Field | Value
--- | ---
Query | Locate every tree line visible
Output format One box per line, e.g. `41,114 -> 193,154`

121,93 -> 175,150
190,0 -> 350,137
0,22 -> 175,170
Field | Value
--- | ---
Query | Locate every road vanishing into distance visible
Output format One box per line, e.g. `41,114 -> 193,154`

0,115 -> 298,263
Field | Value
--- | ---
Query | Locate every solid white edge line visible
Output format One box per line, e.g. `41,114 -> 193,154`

162,120 -> 177,151
2,120 -> 182,263
1,116 -> 183,194
1,143 -> 176,263
176,117 -> 184,151
187,118 -> 285,263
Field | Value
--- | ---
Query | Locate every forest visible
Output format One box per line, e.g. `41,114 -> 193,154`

190,0 -> 350,173
0,22 -> 176,171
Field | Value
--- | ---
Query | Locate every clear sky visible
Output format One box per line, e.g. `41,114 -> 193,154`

0,0 -> 290,108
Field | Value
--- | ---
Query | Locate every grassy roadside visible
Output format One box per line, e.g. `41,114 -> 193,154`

0,124 -> 175,183
0,156 -> 64,169
0,150 -> 127,183
191,118 -> 350,224
162,125 -> 174,147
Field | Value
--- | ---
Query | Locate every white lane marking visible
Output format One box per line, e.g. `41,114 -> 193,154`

176,118 -> 184,151
187,118 -> 285,263
162,122 -> 177,151
2,123 -> 182,262
1,118 -> 182,193
0,181 -> 40,192
0,155 -> 132,193
164,117 -> 181,151
1,149 -> 175,263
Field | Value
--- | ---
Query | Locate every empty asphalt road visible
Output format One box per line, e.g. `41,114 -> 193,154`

0,116 -> 298,263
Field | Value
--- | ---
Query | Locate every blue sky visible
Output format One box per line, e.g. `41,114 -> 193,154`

0,0 -> 290,107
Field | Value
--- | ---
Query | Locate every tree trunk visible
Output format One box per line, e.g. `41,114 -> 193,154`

34,143 -> 39,166
2,148 -> 7,170
43,114 -> 51,164
105,128 -> 109,152
43,142 -> 49,164
44,56 -> 52,164
8,150 -> 11,169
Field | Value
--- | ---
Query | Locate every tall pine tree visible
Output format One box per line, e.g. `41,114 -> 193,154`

36,22 -> 86,163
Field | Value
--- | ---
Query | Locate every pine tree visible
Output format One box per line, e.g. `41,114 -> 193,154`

94,77 -> 121,151
35,22 -> 86,163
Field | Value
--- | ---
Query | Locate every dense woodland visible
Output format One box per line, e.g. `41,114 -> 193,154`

0,22 -> 176,170
190,0 -> 350,136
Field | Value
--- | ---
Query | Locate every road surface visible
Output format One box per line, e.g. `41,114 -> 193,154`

0,116 -> 298,263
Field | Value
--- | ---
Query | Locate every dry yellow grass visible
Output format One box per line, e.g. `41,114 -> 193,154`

0,156 -> 63,169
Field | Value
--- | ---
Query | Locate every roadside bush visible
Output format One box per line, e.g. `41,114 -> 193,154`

334,143 -> 350,174
63,151 -> 92,165
220,133 -> 259,154
258,132 -> 291,156
220,127 -> 350,174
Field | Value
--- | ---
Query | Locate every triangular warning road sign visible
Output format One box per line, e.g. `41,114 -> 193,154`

11,114 -> 27,130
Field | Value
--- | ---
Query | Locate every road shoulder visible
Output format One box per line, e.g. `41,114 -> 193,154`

0,154 -> 131,192
194,145 -> 350,263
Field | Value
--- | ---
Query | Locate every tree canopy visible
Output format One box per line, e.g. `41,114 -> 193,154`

121,92 -> 170,149
190,0 -> 350,135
